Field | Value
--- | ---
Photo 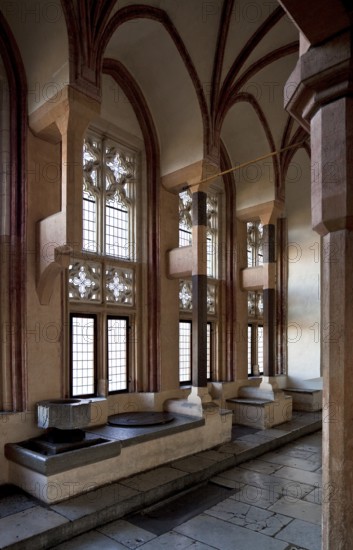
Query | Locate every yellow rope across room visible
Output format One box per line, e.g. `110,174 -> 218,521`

186,140 -> 308,190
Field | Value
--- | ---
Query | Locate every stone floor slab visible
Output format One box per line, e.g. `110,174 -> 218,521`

217,441 -> 256,455
204,497 -> 250,522
175,513 -> 291,550
120,467 -> 187,492
261,428 -> 294,438
51,483 -> 140,521
303,487 -> 322,505
98,519 -> 156,548
205,498 -> 292,536
132,531 -> 213,549
0,491 -> 36,519
275,518 -> 322,550
260,452 -> 321,471
271,466 -> 322,487
276,447 -> 316,460
195,450 -> 233,462
215,468 -> 314,500
237,433 -> 275,444
0,506 -> 68,548
51,531 -> 128,549
210,475 -> 245,491
239,458 -> 283,475
171,456 -> 216,473
269,496 -> 322,525
231,483 -> 282,509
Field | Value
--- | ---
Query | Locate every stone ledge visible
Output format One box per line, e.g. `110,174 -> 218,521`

285,388 -> 322,394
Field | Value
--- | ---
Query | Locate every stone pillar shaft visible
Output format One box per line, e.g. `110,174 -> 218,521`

191,191 -> 208,387
263,223 -> 276,377
312,98 -> 353,550
283,27 -> 353,550
321,229 -> 353,549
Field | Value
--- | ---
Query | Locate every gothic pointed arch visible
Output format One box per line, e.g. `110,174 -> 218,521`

0,10 -> 27,411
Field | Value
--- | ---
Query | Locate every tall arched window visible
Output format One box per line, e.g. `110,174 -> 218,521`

68,129 -> 139,397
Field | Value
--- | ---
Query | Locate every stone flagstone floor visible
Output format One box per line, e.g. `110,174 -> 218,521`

50,431 -> 322,550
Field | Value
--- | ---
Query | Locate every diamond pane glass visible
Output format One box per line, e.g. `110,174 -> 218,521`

68,261 -> 101,302
207,283 -> 216,314
106,267 -> 133,305
179,280 -> 192,311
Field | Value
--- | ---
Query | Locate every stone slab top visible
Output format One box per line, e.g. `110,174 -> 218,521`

226,398 -> 274,405
285,388 -> 322,394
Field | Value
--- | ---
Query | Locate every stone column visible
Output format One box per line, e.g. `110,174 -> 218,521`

285,30 -> 353,550
313,97 -> 353,550
191,190 -> 208,388
30,86 -> 100,304
262,223 -> 276,377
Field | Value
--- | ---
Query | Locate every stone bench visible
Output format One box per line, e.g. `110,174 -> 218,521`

284,388 -> 322,411
226,395 -> 292,430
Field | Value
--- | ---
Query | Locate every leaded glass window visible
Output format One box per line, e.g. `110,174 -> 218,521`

83,134 -> 136,259
179,280 -> 216,314
248,290 -> 263,376
107,317 -> 129,393
178,189 -> 218,277
71,314 -> 96,397
69,130 -> 139,398
179,190 -> 192,247
178,321 -> 212,384
247,221 -> 263,267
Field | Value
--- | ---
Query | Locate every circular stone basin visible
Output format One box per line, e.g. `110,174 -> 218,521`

108,411 -> 175,427
37,399 -> 91,430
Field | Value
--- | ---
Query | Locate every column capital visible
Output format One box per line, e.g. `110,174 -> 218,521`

161,158 -> 219,194
285,29 -> 353,235
236,200 -> 284,225
284,28 -> 353,130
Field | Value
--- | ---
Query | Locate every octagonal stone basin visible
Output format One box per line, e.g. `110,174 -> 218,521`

37,398 -> 92,430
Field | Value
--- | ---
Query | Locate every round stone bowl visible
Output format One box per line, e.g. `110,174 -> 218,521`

37,399 -> 92,430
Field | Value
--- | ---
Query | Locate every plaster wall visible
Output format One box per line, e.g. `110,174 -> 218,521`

0,133 -> 63,484
100,75 -> 143,141
105,19 -> 204,176
26,132 -> 63,407
286,149 -> 321,386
